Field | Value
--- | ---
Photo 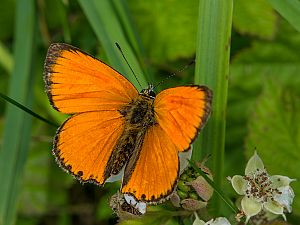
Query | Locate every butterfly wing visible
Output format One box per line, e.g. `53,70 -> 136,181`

44,43 -> 139,184
121,124 -> 178,202
54,111 -> 125,184
154,85 -> 212,151
121,85 -> 212,202
44,43 -> 138,113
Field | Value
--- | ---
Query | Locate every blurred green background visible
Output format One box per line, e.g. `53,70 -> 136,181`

0,0 -> 300,224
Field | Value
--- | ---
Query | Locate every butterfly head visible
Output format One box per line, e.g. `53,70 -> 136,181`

140,84 -> 156,99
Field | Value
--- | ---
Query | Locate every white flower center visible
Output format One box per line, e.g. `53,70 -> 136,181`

244,169 -> 281,203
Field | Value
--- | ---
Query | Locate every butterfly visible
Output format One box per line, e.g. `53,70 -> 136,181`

44,43 -> 212,203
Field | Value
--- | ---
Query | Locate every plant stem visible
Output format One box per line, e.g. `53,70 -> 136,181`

193,0 -> 233,214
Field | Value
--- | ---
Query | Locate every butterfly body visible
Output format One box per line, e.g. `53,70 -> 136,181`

44,43 -> 212,203
104,92 -> 155,179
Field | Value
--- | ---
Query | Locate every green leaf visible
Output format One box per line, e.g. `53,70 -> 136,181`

127,0 -> 198,62
0,0 -> 36,224
245,80 -> 300,216
233,19 -> 300,63
233,0 -> 277,39
267,0 -> 300,33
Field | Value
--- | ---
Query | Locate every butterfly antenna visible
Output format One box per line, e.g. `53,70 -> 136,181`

115,43 -> 142,89
153,60 -> 195,90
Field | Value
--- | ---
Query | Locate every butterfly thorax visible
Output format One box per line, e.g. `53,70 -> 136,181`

103,93 -> 156,180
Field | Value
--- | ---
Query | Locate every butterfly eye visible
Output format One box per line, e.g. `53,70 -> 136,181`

149,90 -> 156,99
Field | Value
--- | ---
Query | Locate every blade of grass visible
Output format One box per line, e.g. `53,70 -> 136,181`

0,0 -> 36,224
0,92 -> 58,128
193,0 -> 233,214
0,42 -> 13,74
111,0 -> 146,63
267,0 -> 300,33
78,0 -> 147,89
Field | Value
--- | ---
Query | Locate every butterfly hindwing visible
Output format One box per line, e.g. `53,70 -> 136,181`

44,43 -> 139,113
54,111 -> 125,184
121,124 -> 179,202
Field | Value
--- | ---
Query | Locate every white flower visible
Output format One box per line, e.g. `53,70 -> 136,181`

193,213 -> 231,225
230,152 -> 295,223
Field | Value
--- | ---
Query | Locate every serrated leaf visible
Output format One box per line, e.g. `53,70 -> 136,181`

127,0 -> 198,62
245,81 -> 300,216
233,0 -> 277,39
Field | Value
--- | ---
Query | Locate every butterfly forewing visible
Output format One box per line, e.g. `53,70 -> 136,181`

44,43 -> 138,113
154,86 -> 212,151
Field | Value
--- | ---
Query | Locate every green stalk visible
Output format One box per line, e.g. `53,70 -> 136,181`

193,0 -> 233,214
0,0 -> 36,224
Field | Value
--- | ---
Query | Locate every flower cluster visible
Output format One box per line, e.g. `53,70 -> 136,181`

230,152 -> 295,223
171,161 -> 214,211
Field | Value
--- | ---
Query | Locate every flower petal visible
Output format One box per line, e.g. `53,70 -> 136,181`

193,217 -> 205,225
274,186 -> 295,213
205,217 -> 232,225
241,197 -> 262,223
231,175 -> 247,195
193,213 -> 206,225
270,175 -> 296,188
245,152 -> 264,175
263,200 -> 284,215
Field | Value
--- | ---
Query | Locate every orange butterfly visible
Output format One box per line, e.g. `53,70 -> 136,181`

44,43 -> 212,203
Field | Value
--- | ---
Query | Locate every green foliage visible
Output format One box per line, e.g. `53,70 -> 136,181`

127,0 -> 198,63
233,0 -> 277,39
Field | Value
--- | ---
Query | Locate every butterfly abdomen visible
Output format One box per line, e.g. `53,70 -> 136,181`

104,95 -> 156,181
